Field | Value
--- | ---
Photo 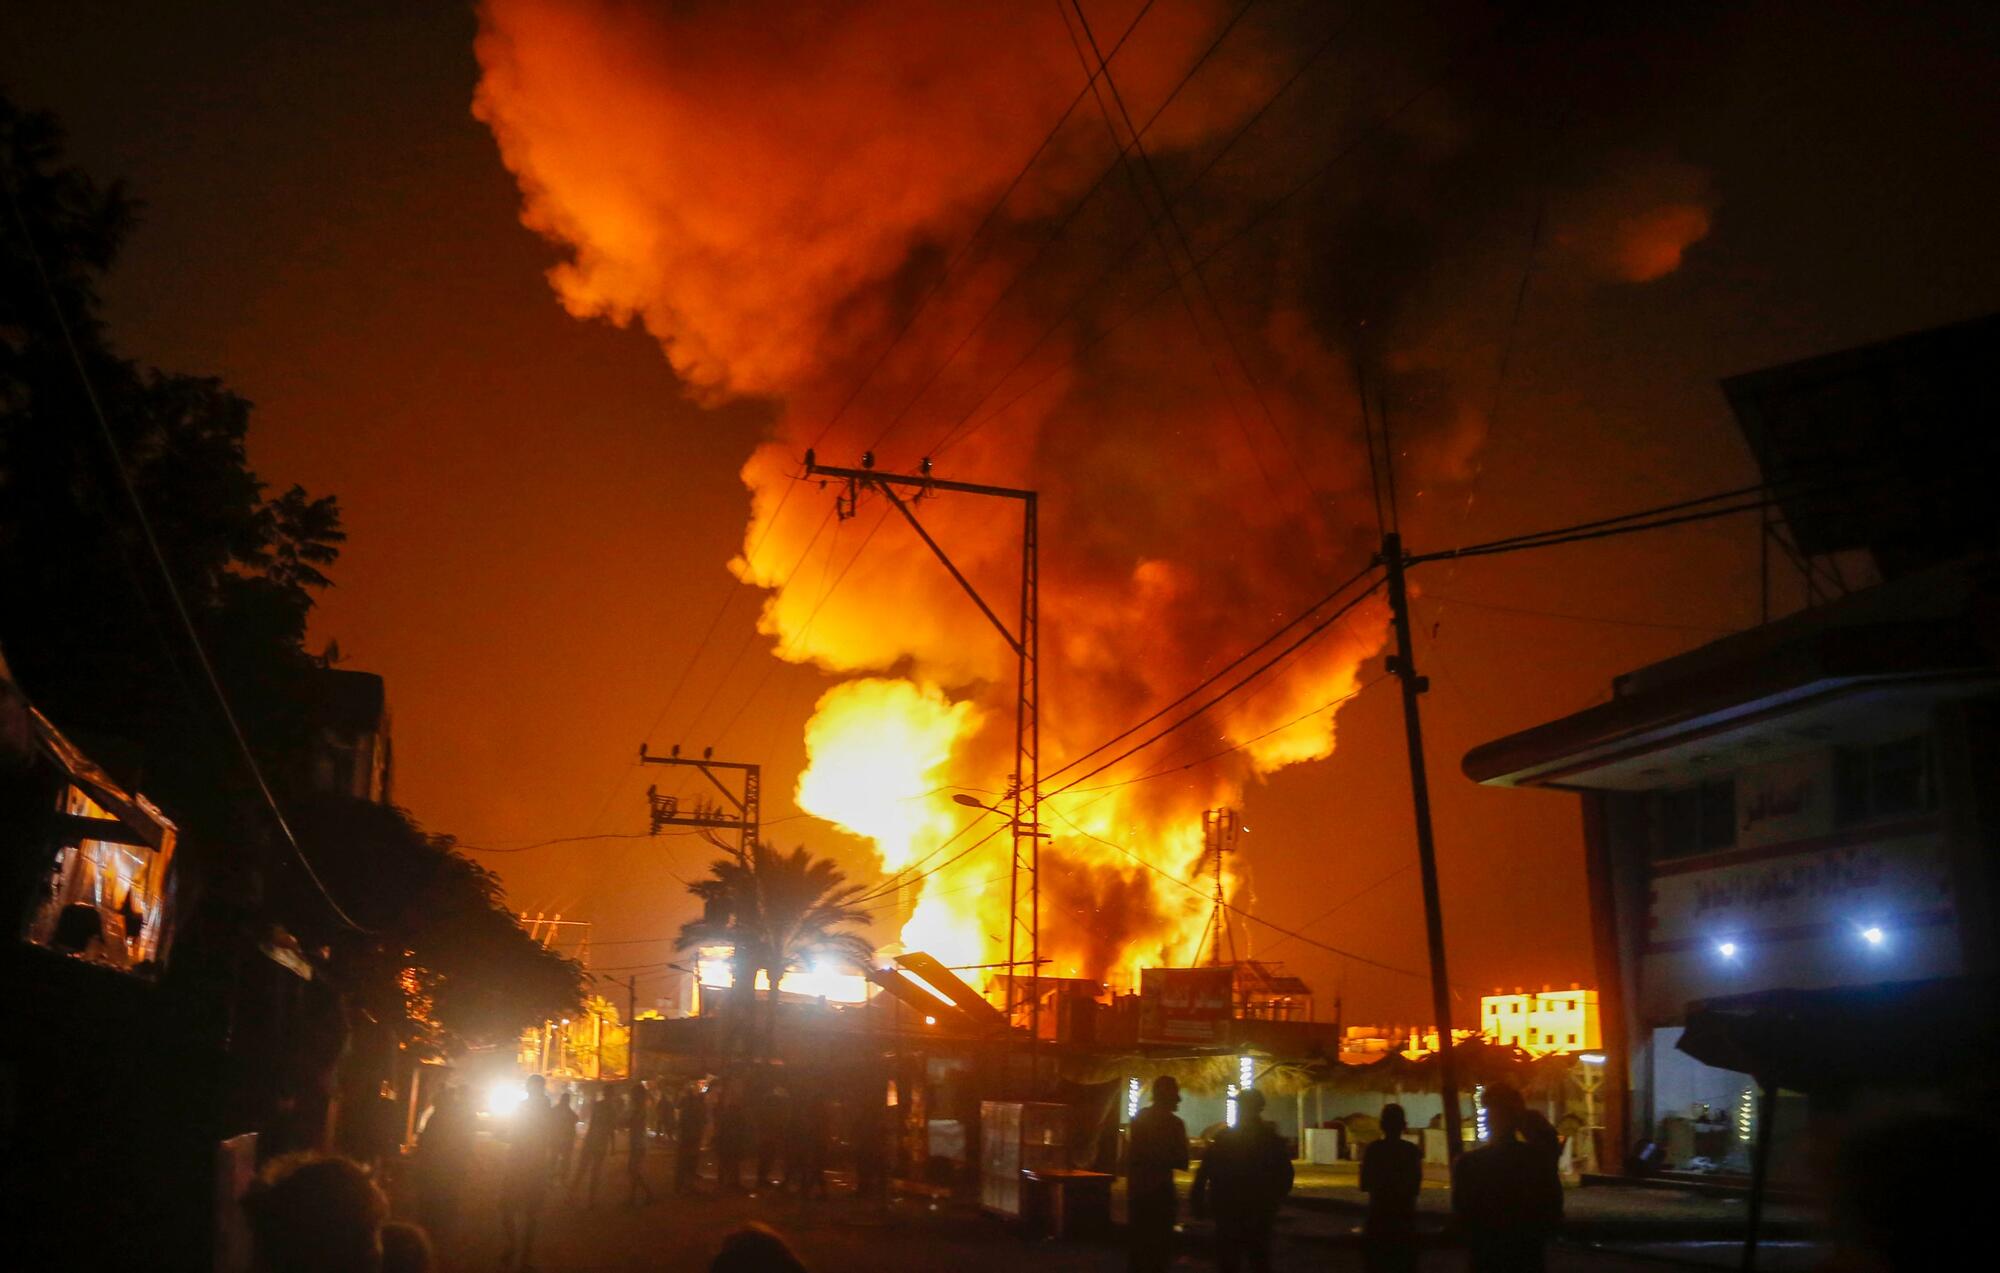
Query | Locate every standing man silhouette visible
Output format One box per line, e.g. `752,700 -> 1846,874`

1127,1076 -> 1190,1273
1192,1088 -> 1294,1273
498,1075 -> 554,1272
1360,1102 -> 1424,1273
675,1081 -> 708,1195
1452,1084 -> 1562,1272
625,1081 -> 657,1207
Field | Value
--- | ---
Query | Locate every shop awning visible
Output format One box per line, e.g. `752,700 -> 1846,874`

1677,977 -> 1999,1094
1462,556 -> 2000,792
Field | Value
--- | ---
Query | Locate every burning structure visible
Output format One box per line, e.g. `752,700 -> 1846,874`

473,0 -> 1723,1002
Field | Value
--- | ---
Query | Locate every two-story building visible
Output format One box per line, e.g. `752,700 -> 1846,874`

1463,317 -> 2000,1181
1480,987 -> 1601,1057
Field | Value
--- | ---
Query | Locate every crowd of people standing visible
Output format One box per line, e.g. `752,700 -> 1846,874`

237,1067 -> 837,1272
403,1068 -> 862,1270
1123,1078 -> 1565,1273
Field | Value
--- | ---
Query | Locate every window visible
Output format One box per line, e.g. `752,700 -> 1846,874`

1511,1003 -> 1521,1014
1656,779 -> 1736,859
1568,1034 -> 1578,1044
1835,737 -> 1933,825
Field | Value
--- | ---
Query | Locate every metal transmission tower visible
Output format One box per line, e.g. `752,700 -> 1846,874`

803,452 -> 1042,1039
637,743 -> 762,860
1197,808 -> 1241,966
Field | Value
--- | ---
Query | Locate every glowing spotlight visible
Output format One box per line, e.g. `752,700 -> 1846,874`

1861,925 -> 1886,947
486,1079 -> 529,1117
1716,941 -> 1739,960
924,1015 -> 937,1026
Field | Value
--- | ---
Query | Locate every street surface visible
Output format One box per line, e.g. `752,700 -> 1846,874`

410,1139 -> 1825,1272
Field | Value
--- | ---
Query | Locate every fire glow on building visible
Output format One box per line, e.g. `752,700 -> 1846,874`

472,0 -> 1717,993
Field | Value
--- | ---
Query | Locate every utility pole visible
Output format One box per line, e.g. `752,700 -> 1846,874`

624,974 -> 639,1081
638,745 -> 761,860
1379,531 -> 1465,1159
804,452 -> 1043,1057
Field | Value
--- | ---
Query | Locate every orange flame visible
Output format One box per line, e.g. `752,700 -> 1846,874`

473,0 -> 1714,993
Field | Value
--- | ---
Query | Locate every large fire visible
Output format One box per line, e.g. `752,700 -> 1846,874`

474,0 -> 1713,992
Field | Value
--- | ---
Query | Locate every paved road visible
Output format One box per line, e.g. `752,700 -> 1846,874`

415,1142 -> 1813,1272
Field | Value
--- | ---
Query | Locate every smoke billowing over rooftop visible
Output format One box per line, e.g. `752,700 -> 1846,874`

473,0 -> 1714,984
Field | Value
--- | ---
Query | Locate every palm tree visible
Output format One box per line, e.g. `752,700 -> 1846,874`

675,843 -> 874,1058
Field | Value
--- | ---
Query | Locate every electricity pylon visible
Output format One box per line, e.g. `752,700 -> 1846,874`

803,451 -> 1042,1046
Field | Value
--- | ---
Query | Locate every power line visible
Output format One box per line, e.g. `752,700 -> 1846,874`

944,12 -> 1504,460
866,820 -> 1014,903
1044,804 -> 1430,982
712,503 -> 892,746
1257,860 -> 1417,958
933,2 -> 1413,459
1068,0 -> 1318,496
4,169 -> 367,932
851,810 -> 1007,905
807,0 -> 1165,455
579,456 -> 825,837
1043,562 -> 1378,784
678,504 -> 838,740
1058,0 -> 1295,500
856,869 -> 1009,918
1047,577 -> 1387,799
1061,672 -> 1388,800
1418,481 -> 1773,559
459,814 -> 813,855
1411,498 -> 1778,565
1417,592 -> 1736,635
880,0 -> 1268,459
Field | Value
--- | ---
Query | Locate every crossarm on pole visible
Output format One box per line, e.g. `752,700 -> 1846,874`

876,483 -> 1025,655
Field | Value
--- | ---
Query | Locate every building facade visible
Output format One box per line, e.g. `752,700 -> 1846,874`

1480,988 -> 1601,1057
1464,318 -> 2000,1178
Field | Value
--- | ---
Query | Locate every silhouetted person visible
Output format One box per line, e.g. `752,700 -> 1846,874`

711,1221 -> 809,1273
717,1081 -> 751,1193
782,1088 -> 830,1198
241,1151 -> 389,1273
677,1081 -> 710,1194
415,1085 -> 475,1246
1191,1089 -> 1293,1273
627,1081 -> 658,1206
1361,1102 -> 1424,1273
852,1091 -> 889,1202
547,1083 -> 579,1182
1452,1084 -> 1562,1273
1127,1075 -> 1190,1273
755,1081 -> 790,1190
380,1221 -> 433,1273
571,1086 -> 617,1206
498,1075 -> 554,1271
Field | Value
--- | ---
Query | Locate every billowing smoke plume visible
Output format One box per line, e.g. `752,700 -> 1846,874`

474,0 -> 1715,986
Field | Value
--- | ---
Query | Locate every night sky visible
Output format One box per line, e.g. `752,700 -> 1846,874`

6,0 -> 1997,1023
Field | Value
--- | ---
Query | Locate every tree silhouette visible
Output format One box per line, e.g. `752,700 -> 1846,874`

1,95 -> 345,852
1,94 -> 580,1094
288,794 -> 584,1052
675,843 -> 874,1058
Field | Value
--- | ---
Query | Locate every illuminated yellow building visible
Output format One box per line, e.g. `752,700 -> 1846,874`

1480,987 -> 1601,1056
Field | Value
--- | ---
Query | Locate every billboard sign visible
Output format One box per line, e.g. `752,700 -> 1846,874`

1139,966 -> 1234,1044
